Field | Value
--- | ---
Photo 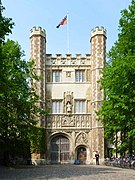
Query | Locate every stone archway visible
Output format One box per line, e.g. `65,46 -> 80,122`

50,135 -> 70,164
77,146 -> 87,164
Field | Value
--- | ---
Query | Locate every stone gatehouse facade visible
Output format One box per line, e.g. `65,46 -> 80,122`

30,26 -> 107,164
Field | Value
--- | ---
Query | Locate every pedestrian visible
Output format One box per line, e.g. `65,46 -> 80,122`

95,151 -> 99,165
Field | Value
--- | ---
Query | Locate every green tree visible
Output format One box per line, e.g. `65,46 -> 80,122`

97,0 -> 135,156
30,127 -> 46,158
0,1 -> 46,164
0,0 -> 14,44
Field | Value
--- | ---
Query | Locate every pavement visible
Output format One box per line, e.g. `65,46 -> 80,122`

0,164 -> 135,180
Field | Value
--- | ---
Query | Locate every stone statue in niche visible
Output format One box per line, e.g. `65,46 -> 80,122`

66,101 -> 71,113
65,92 -> 72,114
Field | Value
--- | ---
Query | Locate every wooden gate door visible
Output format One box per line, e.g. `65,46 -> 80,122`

50,135 -> 70,163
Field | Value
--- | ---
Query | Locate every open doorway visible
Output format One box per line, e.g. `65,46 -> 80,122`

77,146 -> 86,164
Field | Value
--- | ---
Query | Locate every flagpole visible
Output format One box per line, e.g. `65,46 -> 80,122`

67,12 -> 70,53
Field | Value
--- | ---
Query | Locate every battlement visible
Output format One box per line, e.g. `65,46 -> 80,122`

30,26 -> 46,38
46,54 -> 91,66
46,54 -> 91,60
90,26 -> 107,39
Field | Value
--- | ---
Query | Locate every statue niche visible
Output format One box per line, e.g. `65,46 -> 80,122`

65,92 -> 72,114
66,101 -> 71,113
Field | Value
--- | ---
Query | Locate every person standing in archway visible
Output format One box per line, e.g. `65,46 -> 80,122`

95,151 -> 99,165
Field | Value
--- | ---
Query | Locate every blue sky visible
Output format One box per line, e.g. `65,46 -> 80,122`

3,0 -> 131,59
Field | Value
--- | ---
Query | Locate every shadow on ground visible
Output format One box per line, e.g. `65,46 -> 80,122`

0,164 -> 126,180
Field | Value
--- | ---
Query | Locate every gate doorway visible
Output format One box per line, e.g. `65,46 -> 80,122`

50,135 -> 70,163
77,147 -> 86,164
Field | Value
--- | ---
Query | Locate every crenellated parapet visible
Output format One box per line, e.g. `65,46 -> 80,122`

30,26 -> 46,38
46,54 -> 91,66
90,26 -> 107,40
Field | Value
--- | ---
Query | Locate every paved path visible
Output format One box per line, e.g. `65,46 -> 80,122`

0,164 -> 135,180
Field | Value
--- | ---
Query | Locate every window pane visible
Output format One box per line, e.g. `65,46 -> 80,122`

55,72 -> 59,82
82,71 -> 85,82
75,100 -> 85,113
75,70 -> 85,82
75,71 -> 79,82
52,71 -> 61,82
52,101 -> 62,113
60,101 -> 62,113
79,71 -> 82,82
52,72 -> 55,82
75,101 -> 79,113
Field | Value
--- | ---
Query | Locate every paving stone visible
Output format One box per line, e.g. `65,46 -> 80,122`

0,164 -> 135,180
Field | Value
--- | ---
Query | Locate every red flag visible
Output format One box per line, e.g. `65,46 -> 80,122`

56,16 -> 67,28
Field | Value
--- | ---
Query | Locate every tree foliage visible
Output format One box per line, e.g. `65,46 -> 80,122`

0,1 -> 14,44
0,40 -> 40,141
30,127 -> 46,155
97,0 -> 135,155
0,1 -> 46,161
